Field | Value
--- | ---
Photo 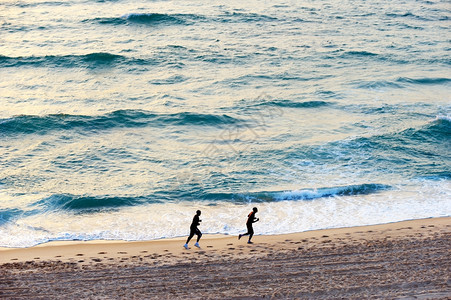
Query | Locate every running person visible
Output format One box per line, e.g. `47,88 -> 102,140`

184,210 -> 202,249
238,207 -> 259,244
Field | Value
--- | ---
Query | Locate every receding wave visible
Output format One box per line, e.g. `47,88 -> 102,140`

0,110 -> 244,136
0,53 -> 152,69
0,208 -> 23,225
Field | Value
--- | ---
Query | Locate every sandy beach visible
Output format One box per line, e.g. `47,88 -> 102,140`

1,217 -> 450,299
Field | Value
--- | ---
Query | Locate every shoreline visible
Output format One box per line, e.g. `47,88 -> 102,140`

1,217 -> 450,299
0,216 -> 449,264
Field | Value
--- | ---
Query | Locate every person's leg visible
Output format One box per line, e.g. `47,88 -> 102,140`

196,228 -> 202,243
186,229 -> 195,244
240,224 -> 252,240
248,226 -> 254,243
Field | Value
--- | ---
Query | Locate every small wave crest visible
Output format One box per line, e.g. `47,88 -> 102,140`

122,13 -> 189,24
217,12 -> 278,23
31,194 -> 153,213
397,77 -> 451,85
356,77 -> 450,89
274,184 -> 391,201
0,52 -> 144,69
202,184 -> 391,203
0,110 -> 244,136
256,100 -> 332,109
84,13 -> 203,26
435,115 -> 451,123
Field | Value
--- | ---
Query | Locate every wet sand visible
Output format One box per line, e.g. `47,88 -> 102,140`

1,217 -> 450,299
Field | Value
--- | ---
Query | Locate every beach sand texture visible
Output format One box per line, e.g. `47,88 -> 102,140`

1,217 -> 450,299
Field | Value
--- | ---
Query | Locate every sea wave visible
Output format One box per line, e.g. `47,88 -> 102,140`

331,117 -> 451,178
201,183 -> 391,203
255,100 -> 332,109
356,77 -> 450,89
11,183 -> 391,217
0,53 -> 152,69
0,110 -> 244,136
396,77 -> 451,85
273,184 -> 391,201
31,194 -> 156,213
86,11 -> 279,27
216,12 -> 278,23
85,13 -> 204,26
123,12 -> 201,24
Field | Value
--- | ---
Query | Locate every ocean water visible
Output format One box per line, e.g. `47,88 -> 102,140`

0,0 -> 450,247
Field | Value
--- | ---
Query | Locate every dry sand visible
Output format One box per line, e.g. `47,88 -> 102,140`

1,217 -> 450,299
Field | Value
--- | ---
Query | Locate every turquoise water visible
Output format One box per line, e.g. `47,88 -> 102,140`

0,0 -> 450,247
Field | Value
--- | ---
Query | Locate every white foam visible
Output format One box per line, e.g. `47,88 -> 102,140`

435,114 -> 451,123
0,179 -> 450,248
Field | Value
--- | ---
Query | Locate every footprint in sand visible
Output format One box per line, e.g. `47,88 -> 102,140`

98,252 -> 107,254
227,243 -> 233,246
207,246 -> 213,248
76,254 -> 84,256
117,252 -> 127,254
140,251 -> 148,253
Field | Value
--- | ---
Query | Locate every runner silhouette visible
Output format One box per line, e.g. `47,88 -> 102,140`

239,207 -> 259,244
184,210 -> 202,249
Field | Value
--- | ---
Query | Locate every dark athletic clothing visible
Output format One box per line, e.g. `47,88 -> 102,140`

246,223 -> 254,235
246,211 -> 257,226
187,227 -> 202,242
191,215 -> 200,229
241,211 -> 258,241
186,214 -> 202,244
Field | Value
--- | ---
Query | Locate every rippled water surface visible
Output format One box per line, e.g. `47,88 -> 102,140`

0,0 -> 450,247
